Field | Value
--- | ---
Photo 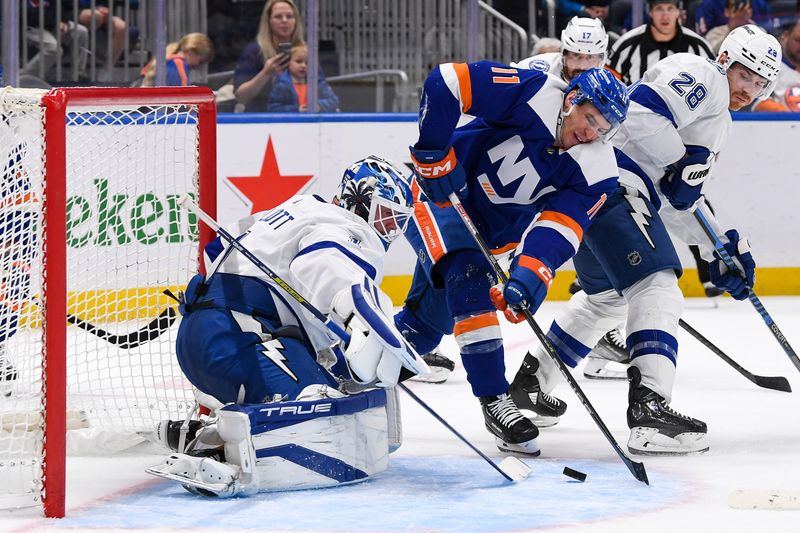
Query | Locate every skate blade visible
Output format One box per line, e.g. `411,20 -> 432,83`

408,368 -> 451,384
583,358 -> 629,380
583,371 -> 628,381
145,466 -> 233,498
519,409 -> 560,428
627,427 -> 709,456
494,436 -> 541,457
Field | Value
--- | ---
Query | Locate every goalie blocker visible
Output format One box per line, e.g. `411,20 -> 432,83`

147,385 -> 400,497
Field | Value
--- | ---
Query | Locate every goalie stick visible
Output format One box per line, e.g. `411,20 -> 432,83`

448,192 -> 649,485
694,209 -> 800,374
679,319 -> 791,393
31,296 -> 178,349
65,305 -> 178,350
179,195 -> 531,483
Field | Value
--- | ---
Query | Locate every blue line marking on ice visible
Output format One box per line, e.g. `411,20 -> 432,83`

54,456 -> 687,532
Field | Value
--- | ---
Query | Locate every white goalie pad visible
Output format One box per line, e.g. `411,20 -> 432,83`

146,386 -> 391,496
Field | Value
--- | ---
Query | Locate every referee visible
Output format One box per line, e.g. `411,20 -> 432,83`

607,0 -> 714,85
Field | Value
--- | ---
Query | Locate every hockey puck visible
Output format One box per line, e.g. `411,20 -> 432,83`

563,467 -> 587,482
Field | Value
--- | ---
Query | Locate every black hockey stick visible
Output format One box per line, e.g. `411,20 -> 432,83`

679,319 -> 791,393
32,296 -> 178,349
66,306 -> 178,350
694,209 -> 800,374
179,195 -> 531,482
448,192 -> 649,485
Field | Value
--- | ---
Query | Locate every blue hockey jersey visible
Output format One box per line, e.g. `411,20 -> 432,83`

413,61 -> 619,270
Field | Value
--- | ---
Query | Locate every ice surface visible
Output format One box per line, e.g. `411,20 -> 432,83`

1,297 -> 799,533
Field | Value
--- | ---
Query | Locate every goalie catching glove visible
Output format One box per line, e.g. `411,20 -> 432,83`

709,229 -> 756,300
332,277 -> 430,385
489,255 -> 553,324
659,145 -> 713,211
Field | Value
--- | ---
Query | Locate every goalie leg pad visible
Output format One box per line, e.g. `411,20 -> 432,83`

224,387 -> 390,492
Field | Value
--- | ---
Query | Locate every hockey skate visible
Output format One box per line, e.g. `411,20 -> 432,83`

703,281 -> 725,298
583,329 -> 630,380
154,419 -> 205,452
479,392 -> 540,456
409,348 -> 455,384
509,352 -> 566,428
626,367 -> 708,456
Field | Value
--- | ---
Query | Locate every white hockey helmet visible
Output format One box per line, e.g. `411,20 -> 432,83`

561,17 -> 609,58
718,24 -> 782,97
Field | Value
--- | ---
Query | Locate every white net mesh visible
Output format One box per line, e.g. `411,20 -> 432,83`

0,88 -> 202,510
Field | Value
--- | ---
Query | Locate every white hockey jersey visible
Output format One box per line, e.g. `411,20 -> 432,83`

612,53 -> 733,258
511,52 -> 563,78
204,195 -> 387,352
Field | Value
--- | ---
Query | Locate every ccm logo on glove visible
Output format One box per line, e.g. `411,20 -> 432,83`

410,147 -> 457,178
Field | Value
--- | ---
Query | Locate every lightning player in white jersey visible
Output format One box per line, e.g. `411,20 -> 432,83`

512,16 -> 609,84
516,25 -> 782,455
147,156 -> 429,497
395,65 -> 628,455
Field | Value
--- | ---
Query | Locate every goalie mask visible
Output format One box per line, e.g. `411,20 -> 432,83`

336,156 -> 413,246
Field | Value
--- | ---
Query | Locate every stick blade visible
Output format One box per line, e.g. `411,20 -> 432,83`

753,375 -> 792,393
628,459 -> 649,485
498,456 -> 531,482
728,489 -> 800,510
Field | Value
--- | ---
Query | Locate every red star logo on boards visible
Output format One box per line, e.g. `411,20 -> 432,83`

228,136 -> 314,214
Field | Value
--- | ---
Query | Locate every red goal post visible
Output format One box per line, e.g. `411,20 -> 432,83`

0,87 -> 217,518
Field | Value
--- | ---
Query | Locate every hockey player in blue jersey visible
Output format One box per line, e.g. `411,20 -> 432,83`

394,63 -> 629,455
516,25 -> 782,455
413,16 -> 616,386
147,156 -> 428,496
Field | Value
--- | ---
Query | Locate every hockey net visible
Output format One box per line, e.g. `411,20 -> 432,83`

0,87 -> 216,517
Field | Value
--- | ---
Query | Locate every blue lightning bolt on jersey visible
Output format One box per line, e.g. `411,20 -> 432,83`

410,61 -> 619,271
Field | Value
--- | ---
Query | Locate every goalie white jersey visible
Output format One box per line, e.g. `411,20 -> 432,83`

204,194 -> 387,352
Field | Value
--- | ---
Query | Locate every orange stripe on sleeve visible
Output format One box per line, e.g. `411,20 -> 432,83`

453,313 -> 499,336
452,63 -> 472,113
413,202 -> 446,263
517,256 -> 554,288
538,211 -> 583,241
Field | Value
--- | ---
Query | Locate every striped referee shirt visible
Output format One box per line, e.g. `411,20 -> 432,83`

607,24 -> 714,85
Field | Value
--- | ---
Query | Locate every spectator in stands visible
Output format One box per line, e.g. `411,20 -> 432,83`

234,0 -> 305,112
558,0 -> 610,22
141,33 -> 214,88
607,0 -> 713,84
756,16 -> 800,111
530,37 -> 562,55
695,0 -> 773,52
267,44 -> 339,112
79,0 -> 128,70
22,0 -> 89,81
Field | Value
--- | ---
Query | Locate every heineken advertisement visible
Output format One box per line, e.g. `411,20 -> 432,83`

66,180 -> 198,247
62,120 -> 201,300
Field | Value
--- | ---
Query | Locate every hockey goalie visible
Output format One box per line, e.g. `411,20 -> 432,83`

146,155 -> 429,497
